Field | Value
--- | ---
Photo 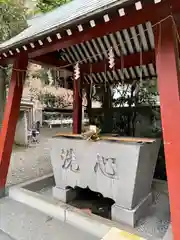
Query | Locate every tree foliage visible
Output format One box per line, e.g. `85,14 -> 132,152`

0,0 -> 27,125
36,0 -> 71,13
38,92 -> 72,109
112,79 -> 158,108
29,0 -> 73,109
0,0 -> 27,83
31,68 -> 50,85
0,0 -> 27,42
111,79 -> 159,136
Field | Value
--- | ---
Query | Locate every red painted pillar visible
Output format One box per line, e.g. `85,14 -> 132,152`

155,19 -> 180,240
0,54 -> 28,195
73,75 -> 82,134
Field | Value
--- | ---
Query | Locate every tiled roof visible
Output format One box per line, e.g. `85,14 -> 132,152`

0,0 -> 158,85
0,0 -> 130,51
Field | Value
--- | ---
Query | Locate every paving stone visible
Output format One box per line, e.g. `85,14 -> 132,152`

0,197 -> 98,240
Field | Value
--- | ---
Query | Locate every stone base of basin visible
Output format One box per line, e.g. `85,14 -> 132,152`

53,185 -> 152,227
53,186 -> 77,203
111,192 -> 152,227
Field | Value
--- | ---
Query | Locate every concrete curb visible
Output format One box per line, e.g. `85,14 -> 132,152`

7,173 -> 54,190
9,186 -> 111,239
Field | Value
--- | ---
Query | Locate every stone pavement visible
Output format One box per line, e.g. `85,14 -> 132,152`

0,230 -> 14,240
0,196 -> 146,240
7,127 -> 70,187
0,197 -> 98,240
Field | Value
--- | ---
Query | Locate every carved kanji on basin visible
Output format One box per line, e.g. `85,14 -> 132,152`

94,154 -> 117,179
60,148 -> 80,172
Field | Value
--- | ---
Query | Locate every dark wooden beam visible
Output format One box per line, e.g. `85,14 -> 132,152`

30,53 -> 69,68
170,0 -> 180,11
27,1 -> 172,58
81,50 -> 155,74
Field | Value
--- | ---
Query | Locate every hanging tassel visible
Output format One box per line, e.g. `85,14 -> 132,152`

74,62 -> 80,80
108,47 -> 115,69
74,62 -> 81,99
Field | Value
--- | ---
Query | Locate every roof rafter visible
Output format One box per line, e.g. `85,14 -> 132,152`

31,53 -> 69,68
29,50 -> 155,74
28,1 -> 171,59
81,50 -> 155,74
0,0 -> 176,64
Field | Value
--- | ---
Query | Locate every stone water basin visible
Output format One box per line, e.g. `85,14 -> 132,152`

50,133 -> 160,227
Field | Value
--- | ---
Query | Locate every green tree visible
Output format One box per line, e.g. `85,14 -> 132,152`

0,0 -> 27,126
0,0 -> 27,41
36,0 -> 71,13
111,79 -> 159,136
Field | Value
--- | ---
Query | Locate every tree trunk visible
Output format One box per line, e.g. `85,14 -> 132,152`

0,69 -> 7,128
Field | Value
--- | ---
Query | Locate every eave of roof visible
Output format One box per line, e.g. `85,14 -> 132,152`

0,0 -> 131,52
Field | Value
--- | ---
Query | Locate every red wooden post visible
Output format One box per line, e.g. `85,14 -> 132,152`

155,19 -> 180,240
0,54 -> 28,196
73,74 -> 82,134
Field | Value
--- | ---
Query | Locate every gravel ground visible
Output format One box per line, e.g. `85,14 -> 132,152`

7,127 -> 71,186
